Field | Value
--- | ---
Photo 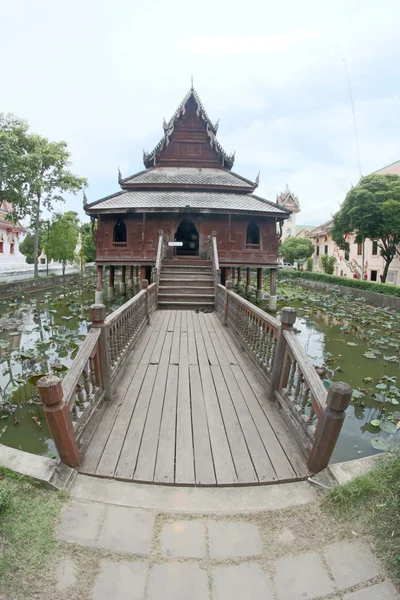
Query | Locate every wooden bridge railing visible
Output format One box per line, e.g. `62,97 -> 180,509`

153,229 -> 168,295
207,231 -> 221,292
37,279 -> 157,467
215,281 -> 352,473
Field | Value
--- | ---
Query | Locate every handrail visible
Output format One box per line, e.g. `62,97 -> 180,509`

105,289 -> 146,327
215,283 -> 352,473
208,231 -> 221,289
62,328 -> 101,410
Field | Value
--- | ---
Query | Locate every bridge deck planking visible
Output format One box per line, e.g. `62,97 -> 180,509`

79,310 -> 308,486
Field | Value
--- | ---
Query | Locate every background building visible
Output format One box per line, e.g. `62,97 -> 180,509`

276,185 -> 300,240
0,201 -> 27,269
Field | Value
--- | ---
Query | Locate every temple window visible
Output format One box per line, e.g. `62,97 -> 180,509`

10,243 -> 15,254
246,222 -> 260,248
0,242 -> 3,253
113,219 -> 127,245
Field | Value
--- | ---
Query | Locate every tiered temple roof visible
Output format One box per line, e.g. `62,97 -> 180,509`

86,88 -> 290,219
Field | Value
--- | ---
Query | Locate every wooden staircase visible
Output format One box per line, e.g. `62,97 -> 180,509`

157,259 -> 215,309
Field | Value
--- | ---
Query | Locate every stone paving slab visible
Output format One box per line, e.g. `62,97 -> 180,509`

212,563 -> 274,599
208,520 -> 262,558
91,560 -> 148,600
57,500 -> 106,546
343,581 -> 400,599
324,540 -> 381,590
97,505 -> 154,555
147,563 -> 209,600
160,520 -> 206,558
274,552 -> 335,600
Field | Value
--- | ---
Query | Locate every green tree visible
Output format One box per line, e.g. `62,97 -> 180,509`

332,174 -> 400,283
320,254 -> 337,274
279,237 -> 314,268
0,114 -> 87,278
19,220 -> 49,264
80,222 -> 97,263
47,211 -> 80,275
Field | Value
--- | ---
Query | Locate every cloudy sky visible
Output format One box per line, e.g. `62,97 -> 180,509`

1,0 -> 399,226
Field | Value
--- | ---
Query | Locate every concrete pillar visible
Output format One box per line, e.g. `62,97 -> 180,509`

120,265 -> 126,294
95,265 -> 104,303
128,266 -> 134,290
237,267 -> 242,291
246,267 -> 251,295
140,265 -> 146,282
108,266 -> 115,300
135,265 -> 140,286
231,267 -> 235,283
269,268 -> 277,310
256,267 -> 263,302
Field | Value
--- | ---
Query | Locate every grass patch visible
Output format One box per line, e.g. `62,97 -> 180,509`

325,452 -> 400,586
0,466 -> 68,599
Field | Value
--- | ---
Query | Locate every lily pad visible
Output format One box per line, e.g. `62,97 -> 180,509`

379,420 -> 397,433
346,342 -> 358,347
376,383 -> 388,390
370,419 -> 381,427
363,352 -> 377,359
352,389 -> 364,399
370,437 -> 391,451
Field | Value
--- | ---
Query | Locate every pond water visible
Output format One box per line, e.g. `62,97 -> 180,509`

245,275 -> 400,463
0,273 -> 136,457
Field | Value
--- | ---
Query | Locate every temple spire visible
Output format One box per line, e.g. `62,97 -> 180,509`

191,74 -> 194,90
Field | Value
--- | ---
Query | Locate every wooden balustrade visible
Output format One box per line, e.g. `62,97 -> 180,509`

215,283 -> 352,472
37,281 -> 157,467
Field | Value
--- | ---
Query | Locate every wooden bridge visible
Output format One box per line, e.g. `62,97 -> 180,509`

37,233 -> 352,487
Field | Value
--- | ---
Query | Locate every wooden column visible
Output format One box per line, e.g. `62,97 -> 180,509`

135,265 -> 140,285
246,267 -> 251,295
231,267 -> 235,282
256,267 -> 263,302
224,280 -> 233,325
269,268 -> 277,310
140,265 -> 146,282
108,266 -> 115,300
120,265 -> 126,294
37,375 -> 80,467
237,267 -> 242,291
128,266 -> 134,290
141,279 -> 150,324
95,265 -> 103,303
307,382 -> 352,473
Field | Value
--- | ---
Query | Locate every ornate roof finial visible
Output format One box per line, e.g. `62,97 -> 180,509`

118,166 -> 122,184
83,190 -> 88,206
191,74 -> 194,90
214,118 -> 220,132
255,171 -> 260,187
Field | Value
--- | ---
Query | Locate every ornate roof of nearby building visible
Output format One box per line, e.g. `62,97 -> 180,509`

86,189 -> 290,216
370,159 -> 400,176
307,219 -> 334,237
0,201 -> 26,233
143,87 -> 235,169
120,167 -> 255,189
276,184 -> 300,212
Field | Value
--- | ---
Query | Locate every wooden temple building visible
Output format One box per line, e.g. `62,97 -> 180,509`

85,87 -> 291,309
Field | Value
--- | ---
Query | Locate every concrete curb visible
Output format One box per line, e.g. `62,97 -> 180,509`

0,443 -> 75,490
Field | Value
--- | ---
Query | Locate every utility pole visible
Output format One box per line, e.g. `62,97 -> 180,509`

46,220 -> 50,277
361,234 -> 365,279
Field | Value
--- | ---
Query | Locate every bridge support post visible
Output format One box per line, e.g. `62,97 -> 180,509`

269,307 -> 297,396
246,267 -> 251,295
108,266 -> 115,300
224,280 -> 233,325
90,304 -> 112,401
237,267 -> 242,292
120,266 -> 126,294
307,382 -> 352,473
37,375 -> 80,468
141,279 -> 150,324
95,265 -> 103,303
256,268 -> 263,302
128,266 -> 134,290
269,268 -> 277,310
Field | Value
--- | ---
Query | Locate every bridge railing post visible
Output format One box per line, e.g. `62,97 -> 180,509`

37,375 -> 81,467
224,280 -> 233,325
141,279 -> 150,324
90,303 -> 112,401
307,382 -> 352,473
269,307 -> 297,396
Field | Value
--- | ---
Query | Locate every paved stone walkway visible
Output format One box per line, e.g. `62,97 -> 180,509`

55,499 -> 399,600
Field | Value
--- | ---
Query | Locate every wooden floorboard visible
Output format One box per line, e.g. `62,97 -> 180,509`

80,309 -> 308,486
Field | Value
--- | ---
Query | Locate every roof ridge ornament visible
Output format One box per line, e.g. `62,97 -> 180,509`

83,190 -> 88,206
118,166 -> 122,184
255,171 -> 260,187
191,74 -> 194,91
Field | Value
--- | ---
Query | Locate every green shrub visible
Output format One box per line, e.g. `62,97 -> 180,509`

320,254 -> 337,274
0,482 -> 11,513
278,269 -> 400,297
306,258 -> 313,272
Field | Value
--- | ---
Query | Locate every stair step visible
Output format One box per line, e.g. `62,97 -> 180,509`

163,259 -> 211,266
158,293 -> 215,301
160,274 -> 214,280
158,300 -> 215,310
159,286 -> 215,295
159,279 -> 214,288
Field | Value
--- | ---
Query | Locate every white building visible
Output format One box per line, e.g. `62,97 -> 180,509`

276,185 -> 300,240
0,201 -> 27,268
